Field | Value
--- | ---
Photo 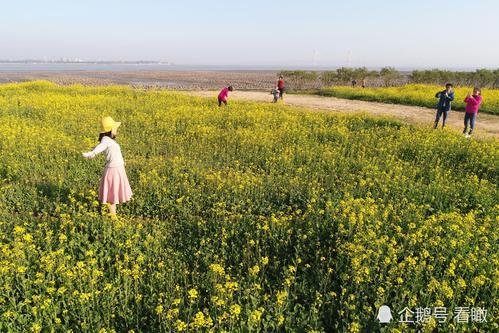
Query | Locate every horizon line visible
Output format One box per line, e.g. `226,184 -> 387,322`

0,61 -> 497,72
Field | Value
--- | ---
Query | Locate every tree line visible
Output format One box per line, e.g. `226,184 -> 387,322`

279,68 -> 499,90
410,69 -> 499,88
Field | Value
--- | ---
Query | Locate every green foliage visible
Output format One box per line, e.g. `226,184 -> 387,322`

411,69 -> 499,88
0,82 -> 497,332
278,70 -> 319,90
283,68 -> 499,90
319,84 -> 499,115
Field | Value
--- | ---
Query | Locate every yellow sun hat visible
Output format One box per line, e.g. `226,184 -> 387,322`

100,116 -> 121,133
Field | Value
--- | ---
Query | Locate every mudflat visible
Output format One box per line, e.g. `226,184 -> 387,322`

0,70 -> 280,90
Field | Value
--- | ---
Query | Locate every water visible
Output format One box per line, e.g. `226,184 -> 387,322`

0,63 -> 190,72
0,63 -> 283,72
0,63 -> 487,72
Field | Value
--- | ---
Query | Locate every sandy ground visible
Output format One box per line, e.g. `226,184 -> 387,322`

187,91 -> 499,139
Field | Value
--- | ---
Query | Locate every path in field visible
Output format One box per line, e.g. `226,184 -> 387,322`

187,91 -> 499,139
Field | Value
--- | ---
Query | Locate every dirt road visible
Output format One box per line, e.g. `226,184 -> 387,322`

187,91 -> 499,139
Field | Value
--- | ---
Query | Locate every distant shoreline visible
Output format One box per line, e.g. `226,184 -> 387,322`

0,62 -> 491,72
0,63 -> 289,73
0,61 -> 171,64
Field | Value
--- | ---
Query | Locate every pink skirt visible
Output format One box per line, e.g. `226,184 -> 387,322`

98,166 -> 133,204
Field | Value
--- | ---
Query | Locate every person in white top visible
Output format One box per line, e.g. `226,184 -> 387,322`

82,116 -> 132,218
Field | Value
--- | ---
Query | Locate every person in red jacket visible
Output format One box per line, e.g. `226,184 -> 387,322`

218,86 -> 234,107
463,87 -> 483,137
276,75 -> 285,101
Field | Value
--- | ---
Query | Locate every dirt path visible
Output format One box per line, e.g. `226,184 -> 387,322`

187,91 -> 499,139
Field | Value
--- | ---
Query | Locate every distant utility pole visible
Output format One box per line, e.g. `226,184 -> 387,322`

312,49 -> 319,67
347,50 -> 352,67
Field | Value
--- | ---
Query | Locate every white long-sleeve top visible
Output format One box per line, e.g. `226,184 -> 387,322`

85,136 -> 125,168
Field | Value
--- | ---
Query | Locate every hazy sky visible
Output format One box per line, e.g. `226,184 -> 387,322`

1,0 -> 498,68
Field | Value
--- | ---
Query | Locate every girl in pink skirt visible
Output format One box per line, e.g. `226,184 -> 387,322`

82,116 -> 132,217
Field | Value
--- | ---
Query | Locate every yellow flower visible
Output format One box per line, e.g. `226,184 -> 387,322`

23,233 -> 33,242
276,290 -> 288,306
79,292 -> 92,302
249,265 -> 260,276
457,278 -> 467,289
212,296 -> 225,307
350,322 -> 360,333
191,311 -> 213,328
230,304 -> 241,317
175,320 -> 188,331
14,226 -> 26,234
31,323 -> 42,333
188,288 -> 198,301
209,263 -> 225,276
166,308 -> 179,320
2,311 -> 14,319
250,307 -> 265,323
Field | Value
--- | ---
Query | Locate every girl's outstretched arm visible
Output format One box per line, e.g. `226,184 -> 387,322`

82,141 -> 108,158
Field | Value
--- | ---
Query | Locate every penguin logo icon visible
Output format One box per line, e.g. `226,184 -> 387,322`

376,305 -> 393,324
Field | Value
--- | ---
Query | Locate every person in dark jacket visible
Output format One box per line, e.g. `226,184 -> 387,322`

433,83 -> 455,129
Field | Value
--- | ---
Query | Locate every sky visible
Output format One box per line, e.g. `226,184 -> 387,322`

1,0 -> 498,69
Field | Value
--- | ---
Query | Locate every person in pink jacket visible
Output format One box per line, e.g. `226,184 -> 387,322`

218,86 -> 234,107
463,87 -> 483,137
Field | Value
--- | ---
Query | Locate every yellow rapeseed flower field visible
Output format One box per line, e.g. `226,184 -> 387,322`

320,84 -> 499,115
0,81 -> 497,332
